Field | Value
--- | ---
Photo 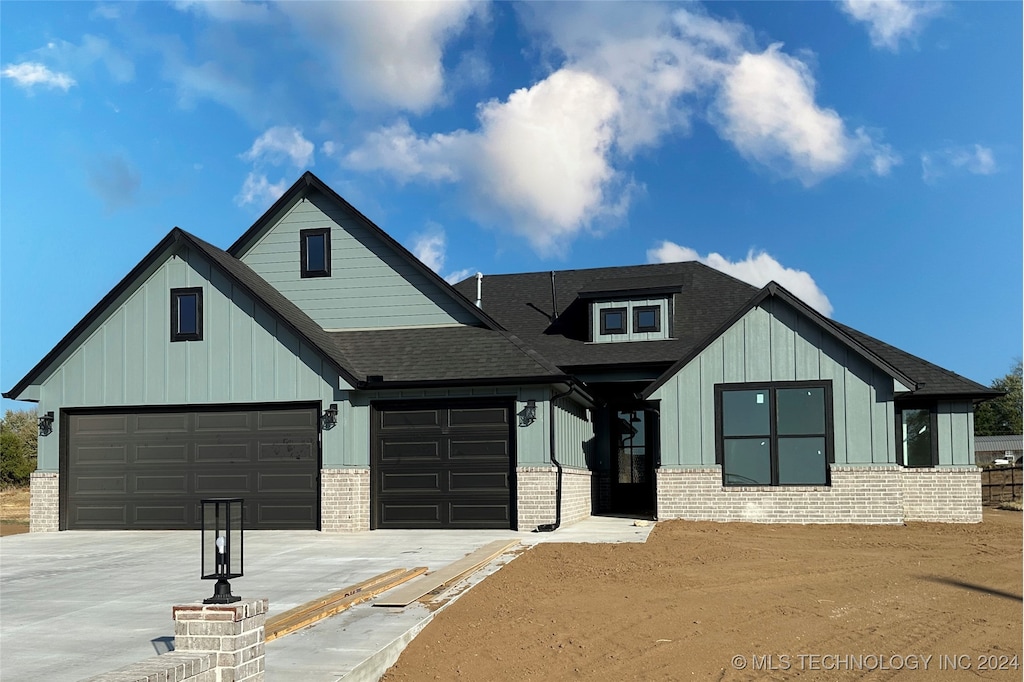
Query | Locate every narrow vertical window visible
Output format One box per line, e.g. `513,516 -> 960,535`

900,407 -> 936,467
170,287 -> 203,342
300,228 -> 331,278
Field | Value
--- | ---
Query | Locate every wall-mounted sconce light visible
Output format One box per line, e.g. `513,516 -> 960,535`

38,411 -> 54,437
201,498 -> 243,604
321,403 -> 338,430
517,399 -> 537,427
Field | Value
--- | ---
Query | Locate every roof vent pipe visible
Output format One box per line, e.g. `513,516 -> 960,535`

549,271 -> 558,322
475,272 -> 483,308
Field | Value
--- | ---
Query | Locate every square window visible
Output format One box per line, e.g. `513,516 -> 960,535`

634,306 -> 660,333
600,308 -> 627,335
300,228 -> 331,278
170,288 -> 203,342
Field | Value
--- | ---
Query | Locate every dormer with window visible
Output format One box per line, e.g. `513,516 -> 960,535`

581,282 -> 680,343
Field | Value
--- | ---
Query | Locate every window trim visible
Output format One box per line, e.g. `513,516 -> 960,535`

895,402 -> 938,467
633,305 -> 661,333
714,380 -> 834,487
600,307 -> 628,335
170,287 -> 203,342
300,228 -> 331,278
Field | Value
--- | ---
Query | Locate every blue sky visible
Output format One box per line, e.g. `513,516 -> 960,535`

2,1 -> 1020,413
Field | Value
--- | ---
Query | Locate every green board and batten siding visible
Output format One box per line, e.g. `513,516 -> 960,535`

238,190 -> 478,330
34,245 -> 346,471
650,298 -> 975,468
553,397 -> 592,470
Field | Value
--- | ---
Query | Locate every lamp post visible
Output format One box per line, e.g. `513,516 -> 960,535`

201,498 -> 243,604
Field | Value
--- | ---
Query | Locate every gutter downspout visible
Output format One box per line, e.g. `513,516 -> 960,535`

536,383 -> 575,532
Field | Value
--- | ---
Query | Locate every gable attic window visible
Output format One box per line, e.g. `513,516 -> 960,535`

300,228 -> 331,278
170,287 -> 203,342
600,308 -> 627,335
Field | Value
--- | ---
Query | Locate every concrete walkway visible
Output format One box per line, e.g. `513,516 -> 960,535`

0,517 -> 652,681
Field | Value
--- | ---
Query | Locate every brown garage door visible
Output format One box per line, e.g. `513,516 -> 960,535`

64,405 -> 319,530
372,400 -> 513,529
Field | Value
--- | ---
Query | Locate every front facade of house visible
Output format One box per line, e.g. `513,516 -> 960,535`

7,173 -> 997,532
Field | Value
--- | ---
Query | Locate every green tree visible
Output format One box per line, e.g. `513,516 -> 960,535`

1,409 -> 38,486
974,361 -> 1023,436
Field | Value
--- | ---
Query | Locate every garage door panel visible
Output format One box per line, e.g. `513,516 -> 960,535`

449,408 -> 508,427
449,471 -> 508,490
379,440 -> 441,460
381,410 -> 441,429
257,473 -> 316,493
66,406 -> 319,530
136,414 -> 189,432
136,444 -> 188,463
134,505 -> 188,525
134,475 -> 188,494
195,442 -> 251,463
373,401 -> 512,530
73,445 -> 128,465
73,414 -> 129,435
258,440 -> 316,461
259,410 -> 317,430
450,439 -> 508,458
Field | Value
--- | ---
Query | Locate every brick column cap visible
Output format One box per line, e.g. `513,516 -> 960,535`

173,597 -> 268,621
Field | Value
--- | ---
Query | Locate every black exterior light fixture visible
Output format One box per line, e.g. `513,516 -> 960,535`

518,399 -> 537,427
321,403 -> 339,430
37,411 -> 54,437
201,498 -> 243,604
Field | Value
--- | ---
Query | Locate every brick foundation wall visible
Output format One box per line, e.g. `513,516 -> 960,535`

657,465 -> 982,524
81,652 -> 216,682
516,466 -> 592,530
321,468 -> 370,532
902,467 -> 982,523
173,598 -> 268,682
29,471 -> 59,532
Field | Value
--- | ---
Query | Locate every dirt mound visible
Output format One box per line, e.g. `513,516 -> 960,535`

384,511 -> 1022,681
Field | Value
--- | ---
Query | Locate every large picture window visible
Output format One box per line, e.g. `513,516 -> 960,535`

716,381 -> 833,486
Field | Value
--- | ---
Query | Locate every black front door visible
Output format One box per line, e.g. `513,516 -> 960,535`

610,407 -> 656,515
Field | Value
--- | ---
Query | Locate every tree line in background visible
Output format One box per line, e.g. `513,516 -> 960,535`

0,361 -> 1019,486
1,409 -> 38,487
974,361 -> 1023,437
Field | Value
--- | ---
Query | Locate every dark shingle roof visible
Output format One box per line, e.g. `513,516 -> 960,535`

835,322 -> 1000,399
328,327 -> 565,383
453,262 -> 759,368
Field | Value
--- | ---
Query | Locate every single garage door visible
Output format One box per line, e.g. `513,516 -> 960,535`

372,400 -> 513,529
64,405 -> 319,530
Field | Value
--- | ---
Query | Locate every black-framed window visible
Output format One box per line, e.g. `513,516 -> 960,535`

715,381 -> 833,486
170,287 -> 203,342
300,228 -> 331,278
634,306 -> 660,333
600,308 -> 627,335
897,405 -> 937,467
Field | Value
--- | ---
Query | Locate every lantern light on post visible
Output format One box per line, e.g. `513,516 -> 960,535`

201,498 -> 243,604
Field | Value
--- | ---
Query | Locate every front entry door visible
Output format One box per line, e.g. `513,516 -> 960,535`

610,408 -> 656,515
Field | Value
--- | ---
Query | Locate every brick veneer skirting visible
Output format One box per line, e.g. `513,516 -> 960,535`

29,471 -> 59,532
516,466 -> 592,530
321,468 -> 370,532
656,465 -> 981,524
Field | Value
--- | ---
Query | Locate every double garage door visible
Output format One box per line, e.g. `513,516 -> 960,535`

372,400 -> 513,529
64,405 -> 319,530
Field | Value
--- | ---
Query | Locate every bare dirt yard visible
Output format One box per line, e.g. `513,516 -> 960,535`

0,486 -> 30,536
384,511 -> 1022,681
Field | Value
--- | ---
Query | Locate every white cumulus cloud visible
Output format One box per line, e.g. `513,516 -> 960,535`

1,62 -> 76,91
242,126 -> 315,168
840,0 -> 940,51
409,224 -> 475,284
921,144 -> 997,183
235,172 -> 287,208
647,241 -> 833,317
278,1 -> 481,112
